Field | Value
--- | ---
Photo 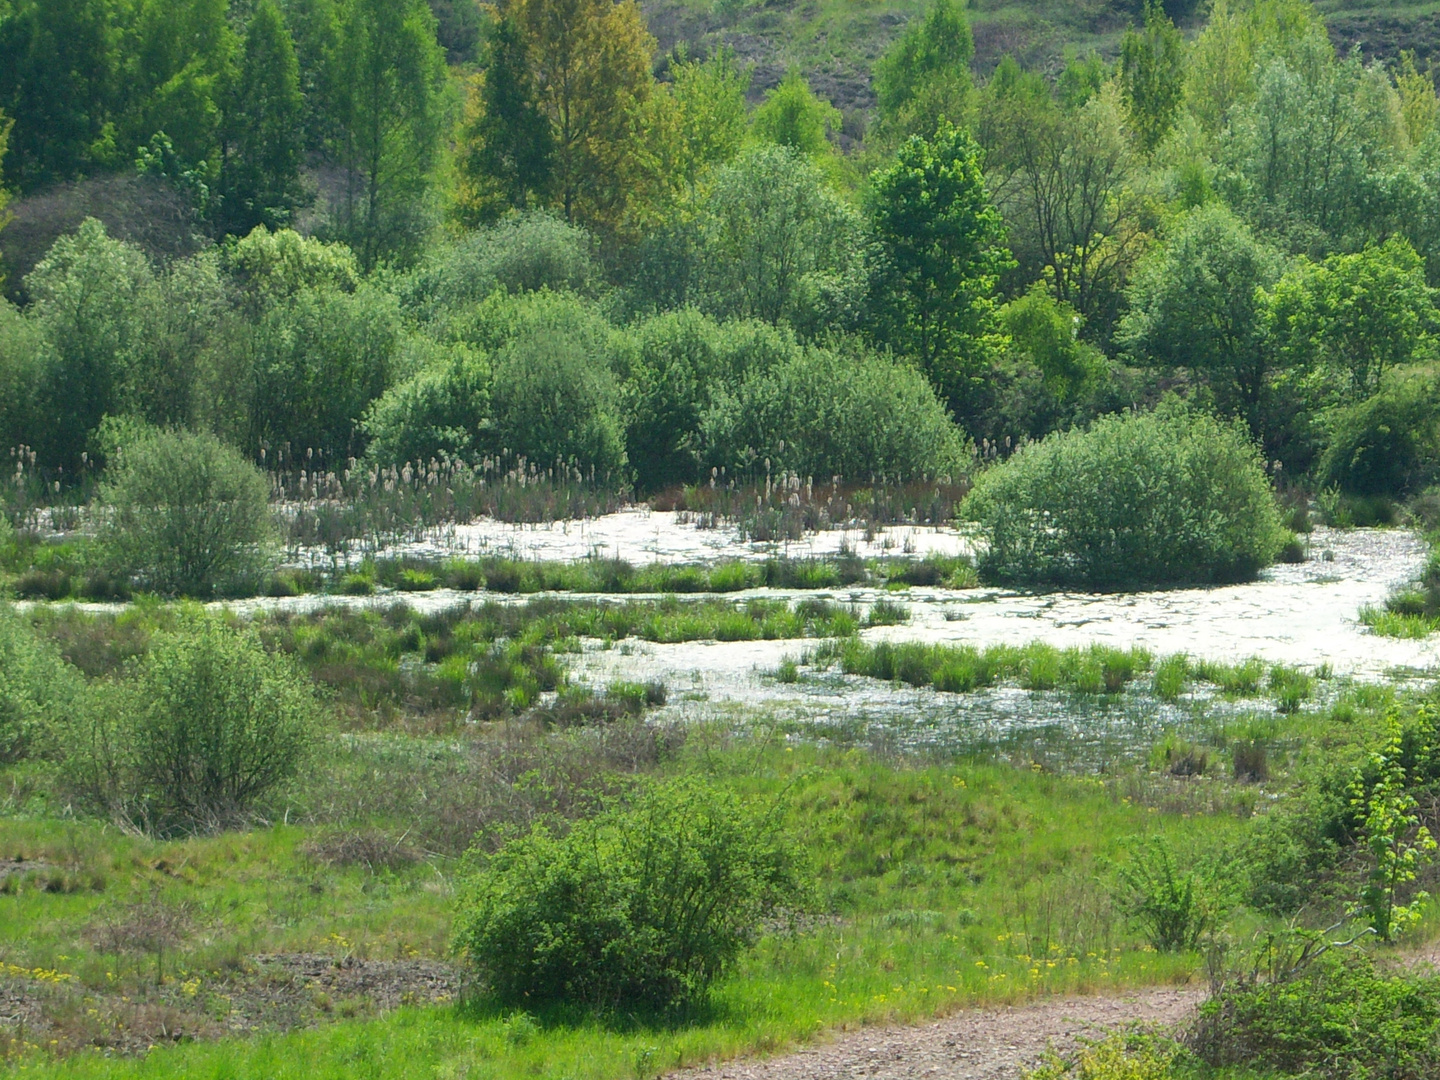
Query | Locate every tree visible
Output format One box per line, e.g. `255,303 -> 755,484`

1119,204 -> 1286,439
1397,52 -> 1439,149
669,47 -> 749,193
453,16 -> 553,226
0,110 -> 11,287
1269,237 -> 1434,403
981,69 -> 1146,338
330,0 -> 446,269
697,145 -> 863,330
1120,0 -> 1184,153
750,71 -> 840,158
867,122 -> 1012,416
219,0 -> 306,235
872,0 -> 974,142
0,0 -> 121,190
504,0 -> 657,233
26,219 -> 154,469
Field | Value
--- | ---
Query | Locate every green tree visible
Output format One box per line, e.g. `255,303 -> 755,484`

1120,204 -> 1286,439
1120,0 -> 1184,153
219,0 -> 306,235
453,16 -> 553,226
120,0 -> 235,178
867,122 -> 1012,416
330,0 -> 446,268
698,145 -> 863,330
26,219 -> 154,468
504,0 -> 657,233
669,47 -> 749,193
751,71 -> 840,158
1269,237 -> 1434,402
0,0 -> 121,190
0,109 -> 11,287
872,0 -> 974,142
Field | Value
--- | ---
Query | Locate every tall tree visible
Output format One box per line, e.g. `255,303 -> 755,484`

330,0 -> 446,268
0,0 -> 121,190
1119,203 -> 1286,440
751,71 -> 840,158
669,47 -> 749,193
453,15 -> 553,226
1119,0 -> 1184,153
872,0 -> 974,143
506,0 -> 656,232
1269,237 -> 1435,402
867,122 -> 1012,417
219,0 -> 306,235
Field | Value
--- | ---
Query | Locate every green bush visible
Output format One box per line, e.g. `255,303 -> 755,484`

963,405 -> 1285,588
361,341 -> 491,466
453,779 -> 806,1012
1318,376 -> 1440,498
63,615 -> 317,834
1194,949 -> 1440,1080
0,604 -> 80,763
1113,837 -> 1226,953
100,428 -> 275,597
701,343 -> 970,482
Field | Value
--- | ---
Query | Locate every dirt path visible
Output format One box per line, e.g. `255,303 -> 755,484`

668,986 -> 1205,1080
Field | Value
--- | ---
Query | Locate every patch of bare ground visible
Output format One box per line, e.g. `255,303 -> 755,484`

0,954 -> 461,1056
666,986 -> 1205,1080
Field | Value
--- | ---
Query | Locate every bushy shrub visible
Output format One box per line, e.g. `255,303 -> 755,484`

617,310 -> 796,491
402,213 -> 597,324
1318,376 -> 1440,497
64,616 -> 316,834
701,343 -> 970,482
221,226 -> 360,315
100,428 -> 275,597
1113,838 -> 1227,952
453,779 -> 806,1012
486,294 -> 625,478
1194,949 -> 1440,1080
963,405 -> 1286,588
361,341 -> 491,466
0,604 -> 80,764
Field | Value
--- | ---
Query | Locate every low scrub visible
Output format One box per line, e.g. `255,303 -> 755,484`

963,406 -> 1286,588
0,603 -> 80,763
63,616 -> 317,834
100,428 -> 275,598
453,779 -> 806,1012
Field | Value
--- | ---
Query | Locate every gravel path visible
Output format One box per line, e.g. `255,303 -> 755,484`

669,986 -> 1205,1080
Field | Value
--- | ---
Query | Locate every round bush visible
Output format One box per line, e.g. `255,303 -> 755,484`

100,428 -> 275,597
963,406 -> 1286,588
453,779 -> 805,1012
701,344 -> 970,482
361,341 -> 491,466
64,616 -> 316,834
1319,376 -> 1440,497
0,604 -> 79,764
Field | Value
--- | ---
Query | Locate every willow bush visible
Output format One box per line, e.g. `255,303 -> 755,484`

963,405 -> 1286,588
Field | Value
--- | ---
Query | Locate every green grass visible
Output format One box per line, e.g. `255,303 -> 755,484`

0,742 -> 1226,1077
1360,603 -> 1440,639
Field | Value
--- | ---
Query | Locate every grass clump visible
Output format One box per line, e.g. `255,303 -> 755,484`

963,405 -> 1286,588
99,428 -> 275,598
453,778 -> 806,1013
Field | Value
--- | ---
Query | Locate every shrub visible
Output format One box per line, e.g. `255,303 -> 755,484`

361,341 -> 490,466
453,779 -> 806,1012
1026,1035 -> 1178,1080
1318,376 -> 1440,497
1194,949 -> 1440,1080
1113,838 -> 1225,953
100,429 -> 275,597
63,616 -> 317,834
701,343 -> 970,483
489,297 -> 625,479
0,604 -> 80,763
963,405 -> 1286,588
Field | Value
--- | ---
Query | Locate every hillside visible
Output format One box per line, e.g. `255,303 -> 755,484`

641,0 -> 1440,116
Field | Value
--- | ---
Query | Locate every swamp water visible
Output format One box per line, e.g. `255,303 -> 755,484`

280,517 -> 1434,763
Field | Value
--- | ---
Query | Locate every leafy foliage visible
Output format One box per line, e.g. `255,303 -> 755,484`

0,602 -> 79,764
100,427 -> 274,597
964,404 -> 1285,587
453,779 -> 806,1011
